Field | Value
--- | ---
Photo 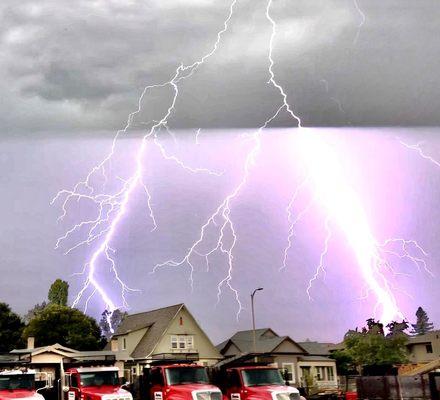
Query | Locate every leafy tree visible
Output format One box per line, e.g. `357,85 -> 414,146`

23,304 -> 105,350
330,349 -> 358,376
99,309 -> 127,339
386,320 -> 409,337
24,302 -> 48,323
0,303 -> 25,351
337,319 -> 408,375
410,307 -> 434,335
48,279 -> 69,306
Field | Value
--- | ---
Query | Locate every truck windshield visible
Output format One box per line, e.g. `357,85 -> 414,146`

242,369 -> 284,387
0,374 -> 35,391
165,367 -> 209,385
80,372 -> 119,387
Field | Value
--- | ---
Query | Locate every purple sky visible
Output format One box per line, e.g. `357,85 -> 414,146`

1,128 -> 439,344
2,0 -> 440,345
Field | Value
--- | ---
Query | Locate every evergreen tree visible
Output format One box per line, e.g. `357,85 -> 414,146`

411,307 -> 434,335
48,279 -> 69,306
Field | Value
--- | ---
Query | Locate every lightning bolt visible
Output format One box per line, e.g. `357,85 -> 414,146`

53,0 -> 238,327
54,0 -> 432,330
399,139 -> 440,168
265,0 -> 429,323
352,0 -> 366,45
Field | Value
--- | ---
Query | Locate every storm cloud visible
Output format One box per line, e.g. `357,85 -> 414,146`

1,0 -> 440,135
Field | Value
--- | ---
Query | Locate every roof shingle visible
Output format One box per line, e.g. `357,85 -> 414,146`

114,304 -> 183,359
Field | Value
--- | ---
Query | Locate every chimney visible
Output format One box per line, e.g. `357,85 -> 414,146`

27,337 -> 35,350
111,338 -> 119,352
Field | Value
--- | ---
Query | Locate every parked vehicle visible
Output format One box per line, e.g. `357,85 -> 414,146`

63,367 -> 132,400
143,363 -> 222,400
0,369 -> 49,400
219,366 -> 301,400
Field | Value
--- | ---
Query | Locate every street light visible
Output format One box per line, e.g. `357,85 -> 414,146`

251,287 -> 264,354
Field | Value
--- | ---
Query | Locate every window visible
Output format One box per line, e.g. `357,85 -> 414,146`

165,367 -> 209,385
170,335 -> 194,350
122,337 -> 127,350
281,363 -> 294,382
80,372 -> 119,387
325,367 -> 335,381
315,367 -> 325,381
241,369 -> 284,387
426,344 -> 433,353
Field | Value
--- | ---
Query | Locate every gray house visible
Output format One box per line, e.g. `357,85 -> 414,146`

109,304 -> 222,380
399,331 -> 440,375
217,329 -> 337,388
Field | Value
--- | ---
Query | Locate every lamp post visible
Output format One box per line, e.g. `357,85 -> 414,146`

251,287 -> 264,354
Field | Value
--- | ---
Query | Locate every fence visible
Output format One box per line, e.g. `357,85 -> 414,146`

356,374 -> 440,400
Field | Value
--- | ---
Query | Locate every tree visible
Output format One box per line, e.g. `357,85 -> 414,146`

386,320 -> 409,337
330,349 -> 358,376
99,309 -> 127,339
24,302 -> 48,323
411,307 -> 434,335
48,279 -> 69,306
337,319 -> 408,375
0,303 -> 25,352
23,304 -> 105,350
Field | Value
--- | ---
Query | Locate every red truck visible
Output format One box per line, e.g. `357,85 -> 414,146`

0,369 -> 47,400
220,366 -> 301,400
144,363 -> 222,400
63,367 -> 132,400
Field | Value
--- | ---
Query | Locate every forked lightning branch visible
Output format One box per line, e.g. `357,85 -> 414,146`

53,0 -> 431,329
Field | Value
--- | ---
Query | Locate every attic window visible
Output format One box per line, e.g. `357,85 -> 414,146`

170,335 -> 194,350
180,317 -> 183,326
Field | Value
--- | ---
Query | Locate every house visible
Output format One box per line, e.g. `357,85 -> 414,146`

297,341 -> 338,387
216,328 -> 337,389
406,331 -> 440,363
8,340 -> 120,382
398,331 -> 440,375
109,304 -> 222,378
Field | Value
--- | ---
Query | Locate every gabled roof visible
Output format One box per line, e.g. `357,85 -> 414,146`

11,343 -> 78,357
298,341 -> 332,356
113,304 -> 184,359
217,328 -> 307,355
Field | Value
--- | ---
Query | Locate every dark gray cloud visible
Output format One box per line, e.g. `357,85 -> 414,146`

1,0 -> 440,134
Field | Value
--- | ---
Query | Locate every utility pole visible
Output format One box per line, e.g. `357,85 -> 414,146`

251,287 -> 264,354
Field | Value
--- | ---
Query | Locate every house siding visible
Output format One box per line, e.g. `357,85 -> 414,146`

153,307 -> 222,365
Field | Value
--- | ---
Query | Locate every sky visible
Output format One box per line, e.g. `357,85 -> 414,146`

1,0 -> 440,345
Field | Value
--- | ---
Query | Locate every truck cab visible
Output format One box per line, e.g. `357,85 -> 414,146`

223,366 -> 300,400
146,363 -> 222,400
0,369 -> 46,400
64,367 -> 132,400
